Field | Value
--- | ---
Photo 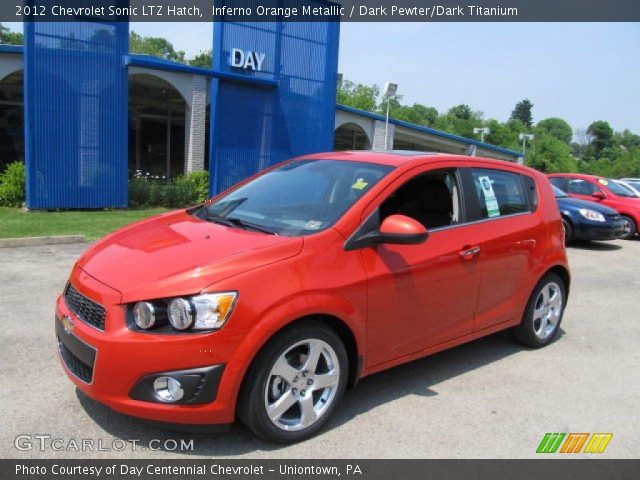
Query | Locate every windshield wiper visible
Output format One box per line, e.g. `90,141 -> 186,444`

227,217 -> 277,235
203,210 -> 276,235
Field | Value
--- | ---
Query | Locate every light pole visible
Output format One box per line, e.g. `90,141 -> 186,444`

382,82 -> 398,150
473,127 -> 491,143
519,133 -> 535,157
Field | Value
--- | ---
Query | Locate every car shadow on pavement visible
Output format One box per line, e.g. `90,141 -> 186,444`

568,240 -> 623,251
76,328 -> 558,456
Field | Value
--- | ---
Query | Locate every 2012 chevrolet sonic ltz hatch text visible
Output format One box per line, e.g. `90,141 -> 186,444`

55,151 -> 570,443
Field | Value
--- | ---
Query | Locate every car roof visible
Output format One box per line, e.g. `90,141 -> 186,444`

297,150 -> 530,171
548,173 -> 603,180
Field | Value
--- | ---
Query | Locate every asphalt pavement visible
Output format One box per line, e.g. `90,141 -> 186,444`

1,239 -> 638,458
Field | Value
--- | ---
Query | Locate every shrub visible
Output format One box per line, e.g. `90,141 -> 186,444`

128,170 -> 209,208
0,161 -> 26,207
174,171 -> 210,204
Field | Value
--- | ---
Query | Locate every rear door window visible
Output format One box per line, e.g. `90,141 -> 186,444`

567,178 -> 599,196
470,169 -> 529,219
549,177 -> 567,190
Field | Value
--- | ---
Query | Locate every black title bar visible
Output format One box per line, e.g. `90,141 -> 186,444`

2,0 -> 640,22
3,459 -> 640,480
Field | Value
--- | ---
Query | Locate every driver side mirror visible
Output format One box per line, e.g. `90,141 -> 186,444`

344,214 -> 428,251
592,191 -> 606,200
378,215 -> 429,245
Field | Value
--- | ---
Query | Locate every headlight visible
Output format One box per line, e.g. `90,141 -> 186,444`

133,292 -> 237,332
133,301 -> 156,329
168,298 -> 194,331
579,209 -> 606,222
190,292 -> 238,330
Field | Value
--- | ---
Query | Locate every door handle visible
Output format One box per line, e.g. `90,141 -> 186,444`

459,246 -> 481,260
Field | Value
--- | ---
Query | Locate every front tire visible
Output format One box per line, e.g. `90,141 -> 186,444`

237,321 -> 348,443
619,215 -> 637,240
512,273 -> 566,348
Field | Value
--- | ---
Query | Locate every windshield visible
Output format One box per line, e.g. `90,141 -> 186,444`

606,179 -> 639,197
203,160 -> 393,236
552,185 -> 568,198
624,180 -> 640,192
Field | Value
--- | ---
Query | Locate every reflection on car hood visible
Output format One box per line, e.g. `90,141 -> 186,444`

76,210 -> 304,303
556,197 -> 619,215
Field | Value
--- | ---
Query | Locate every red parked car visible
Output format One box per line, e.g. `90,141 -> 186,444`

56,152 -> 570,443
548,173 -> 640,239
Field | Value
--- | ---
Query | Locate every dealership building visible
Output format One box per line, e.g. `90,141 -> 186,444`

0,19 -> 522,209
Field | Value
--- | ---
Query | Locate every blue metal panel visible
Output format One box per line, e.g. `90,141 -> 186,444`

24,19 -> 129,209
124,54 -> 279,88
209,5 -> 340,194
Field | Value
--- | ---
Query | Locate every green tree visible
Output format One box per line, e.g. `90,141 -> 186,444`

129,31 -> 186,63
188,49 -> 212,68
525,135 -> 579,173
448,104 -> 473,120
586,120 -> 614,156
484,118 -> 523,151
433,104 -> 484,138
510,99 -> 534,128
0,24 -> 23,45
614,129 -> 640,150
337,80 -> 379,112
536,118 -> 573,145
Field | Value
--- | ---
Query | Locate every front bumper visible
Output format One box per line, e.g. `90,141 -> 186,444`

54,267 -> 246,426
573,220 -> 626,241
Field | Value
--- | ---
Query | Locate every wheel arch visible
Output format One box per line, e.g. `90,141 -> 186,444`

225,308 -> 363,423
247,314 -> 361,389
546,264 -> 571,295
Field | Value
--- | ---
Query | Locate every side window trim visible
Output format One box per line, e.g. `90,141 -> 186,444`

521,174 -> 539,213
459,167 -> 483,221
347,166 -> 472,248
460,167 -> 534,223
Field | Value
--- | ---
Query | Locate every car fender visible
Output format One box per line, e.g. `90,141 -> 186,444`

213,291 -> 365,417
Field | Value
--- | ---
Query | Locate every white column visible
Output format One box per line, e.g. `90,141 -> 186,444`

372,119 -> 394,150
184,75 -> 208,173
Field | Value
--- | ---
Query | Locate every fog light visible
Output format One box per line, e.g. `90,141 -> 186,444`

153,376 -> 184,402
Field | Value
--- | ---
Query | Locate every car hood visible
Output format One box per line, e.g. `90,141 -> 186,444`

76,210 -> 303,303
556,197 -> 618,215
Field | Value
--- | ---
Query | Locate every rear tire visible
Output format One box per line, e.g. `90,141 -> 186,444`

619,215 -> 637,240
562,219 -> 572,245
512,273 -> 566,348
237,320 -> 348,443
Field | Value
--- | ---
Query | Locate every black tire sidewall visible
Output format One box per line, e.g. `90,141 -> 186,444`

238,321 -> 348,443
514,273 -> 567,348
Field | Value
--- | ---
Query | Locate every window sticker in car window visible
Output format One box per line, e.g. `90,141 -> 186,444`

479,176 -> 501,218
351,178 -> 369,190
305,220 -> 323,230
598,178 -> 609,186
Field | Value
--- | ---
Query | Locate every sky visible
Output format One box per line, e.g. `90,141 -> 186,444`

5,22 -> 639,133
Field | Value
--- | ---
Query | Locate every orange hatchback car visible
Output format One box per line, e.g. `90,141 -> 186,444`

56,151 -> 570,442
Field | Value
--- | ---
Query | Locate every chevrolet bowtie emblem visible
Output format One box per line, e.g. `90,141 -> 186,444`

62,315 -> 75,334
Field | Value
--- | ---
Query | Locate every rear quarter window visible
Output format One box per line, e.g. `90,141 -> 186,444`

470,168 -> 530,219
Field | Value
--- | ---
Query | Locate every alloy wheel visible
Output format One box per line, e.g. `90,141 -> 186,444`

532,282 -> 563,340
264,339 -> 340,431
